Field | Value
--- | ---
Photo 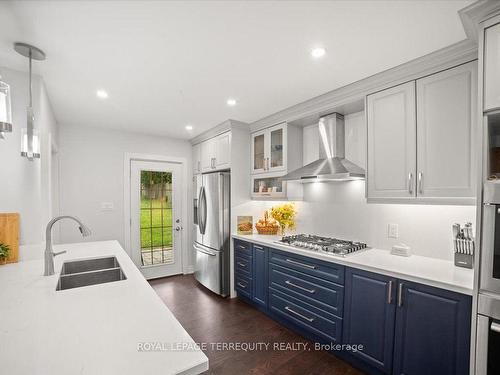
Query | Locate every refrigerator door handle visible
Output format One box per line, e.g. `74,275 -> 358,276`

200,185 -> 207,235
197,185 -> 203,233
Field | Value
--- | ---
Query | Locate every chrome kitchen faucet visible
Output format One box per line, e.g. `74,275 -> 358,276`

44,216 -> 91,276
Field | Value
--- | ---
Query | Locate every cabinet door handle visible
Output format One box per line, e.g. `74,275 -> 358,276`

418,172 -> 423,194
397,282 -> 404,307
285,280 -> 315,294
285,258 -> 317,269
254,245 -> 264,250
284,306 -> 315,322
387,280 -> 393,304
237,282 -> 247,289
213,157 -> 216,168
237,245 -> 246,250
408,173 -> 413,195
197,161 -> 200,172
237,262 -> 246,268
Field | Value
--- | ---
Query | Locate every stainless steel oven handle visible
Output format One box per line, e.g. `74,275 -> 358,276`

491,321 -> 500,333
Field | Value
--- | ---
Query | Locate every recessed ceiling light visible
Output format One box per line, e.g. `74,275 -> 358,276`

96,89 -> 108,99
311,47 -> 326,59
226,98 -> 237,107
185,125 -> 193,131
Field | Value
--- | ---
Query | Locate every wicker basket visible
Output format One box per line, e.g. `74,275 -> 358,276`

255,225 -> 279,235
255,211 -> 279,235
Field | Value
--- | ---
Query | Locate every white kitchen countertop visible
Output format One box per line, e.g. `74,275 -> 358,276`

0,240 -> 208,375
232,233 -> 474,295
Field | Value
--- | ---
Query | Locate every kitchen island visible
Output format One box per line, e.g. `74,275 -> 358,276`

0,240 -> 208,375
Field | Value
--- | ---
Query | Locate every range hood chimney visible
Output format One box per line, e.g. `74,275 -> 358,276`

281,113 -> 365,182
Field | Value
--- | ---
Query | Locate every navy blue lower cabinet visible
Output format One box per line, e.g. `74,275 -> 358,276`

392,281 -> 472,375
252,244 -> 268,308
343,268 -> 397,374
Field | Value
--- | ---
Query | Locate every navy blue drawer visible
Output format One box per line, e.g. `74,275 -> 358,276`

270,249 -> 344,285
234,239 -> 252,257
270,263 -> 344,317
235,274 -> 252,299
269,287 -> 342,344
235,255 -> 252,277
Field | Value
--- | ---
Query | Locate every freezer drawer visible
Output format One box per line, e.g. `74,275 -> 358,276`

194,242 -> 228,297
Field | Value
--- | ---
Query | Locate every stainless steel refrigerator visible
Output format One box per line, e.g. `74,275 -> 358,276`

193,172 -> 230,297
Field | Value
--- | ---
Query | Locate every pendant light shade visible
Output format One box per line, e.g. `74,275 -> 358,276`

14,42 -> 45,161
0,78 -> 12,139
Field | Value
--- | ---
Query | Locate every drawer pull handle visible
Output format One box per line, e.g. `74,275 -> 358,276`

285,258 -> 317,269
237,245 -> 246,250
237,262 -> 246,268
254,245 -> 263,250
285,280 -> 315,294
284,306 -> 315,323
237,282 -> 247,289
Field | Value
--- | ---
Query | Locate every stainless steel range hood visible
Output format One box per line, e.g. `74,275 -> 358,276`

281,113 -> 365,182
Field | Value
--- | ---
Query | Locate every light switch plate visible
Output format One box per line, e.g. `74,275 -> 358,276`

388,223 -> 398,239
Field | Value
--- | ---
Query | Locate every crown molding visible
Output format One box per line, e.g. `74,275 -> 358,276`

190,119 -> 248,145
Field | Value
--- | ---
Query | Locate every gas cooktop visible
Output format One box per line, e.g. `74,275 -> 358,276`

276,234 -> 368,257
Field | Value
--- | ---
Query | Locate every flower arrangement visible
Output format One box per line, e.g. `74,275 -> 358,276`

0,243 -> 10,265
270,203 -> 297,237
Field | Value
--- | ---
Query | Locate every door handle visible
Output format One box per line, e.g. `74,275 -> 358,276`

418,172 -> 423,194
491,322 -> 500,333
387,280 -> 393,304
408,173 -> 413,195
397,282 -> 404,307
175,226 -> 182,232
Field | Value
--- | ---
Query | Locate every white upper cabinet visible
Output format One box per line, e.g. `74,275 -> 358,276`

367,81 -> 417,199
484,22 -> 500,112
367,62 -> 477,203
198,131 -> 231,173
192,143 -> 201,174
251,123 -> 287,174
214,132 -> 231,170
416,62 -> 477,199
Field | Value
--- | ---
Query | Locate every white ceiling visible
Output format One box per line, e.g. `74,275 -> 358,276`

0,0 -> 472,139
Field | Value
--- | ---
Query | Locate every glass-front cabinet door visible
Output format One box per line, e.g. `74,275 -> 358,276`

268,123 -> 286,172
252,131 -> 266,174
251,174 -> 286,198
251,123 -> 287,174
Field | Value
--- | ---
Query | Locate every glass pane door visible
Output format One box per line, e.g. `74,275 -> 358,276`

130,160 -> 183,279
270,127 -> 284,169
140,170 -> 173,266
253,133 -> 265,171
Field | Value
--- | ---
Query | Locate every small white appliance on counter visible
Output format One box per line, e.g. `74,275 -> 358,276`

193,172 -> 230,297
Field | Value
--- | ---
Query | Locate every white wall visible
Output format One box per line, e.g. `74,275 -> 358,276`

235,111 -> 475,261
0,66 -> 58,259
58,125 -> 194,268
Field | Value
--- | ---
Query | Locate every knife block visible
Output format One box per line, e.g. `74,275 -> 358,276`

455,252 -> 473,269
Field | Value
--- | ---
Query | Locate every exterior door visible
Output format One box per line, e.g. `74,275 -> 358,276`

416,62 -> 476,199
367,81 -> 416,199
131,160 -> 183,279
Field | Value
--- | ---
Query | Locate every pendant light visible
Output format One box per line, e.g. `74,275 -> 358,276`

0,75 -> 12,140
14,42 -> 46,160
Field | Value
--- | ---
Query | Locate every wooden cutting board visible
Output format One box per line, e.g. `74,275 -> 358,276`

0,213 -> 19,264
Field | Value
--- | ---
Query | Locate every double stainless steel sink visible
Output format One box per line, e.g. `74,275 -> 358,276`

56,256 -> 127,291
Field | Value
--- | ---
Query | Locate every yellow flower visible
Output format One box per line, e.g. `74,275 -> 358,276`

270,203 -> 297,233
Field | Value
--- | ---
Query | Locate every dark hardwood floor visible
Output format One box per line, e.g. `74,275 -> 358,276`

149,275 -> 364,375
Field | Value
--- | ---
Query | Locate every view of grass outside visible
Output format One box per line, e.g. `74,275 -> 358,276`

140,170 -> 173,266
